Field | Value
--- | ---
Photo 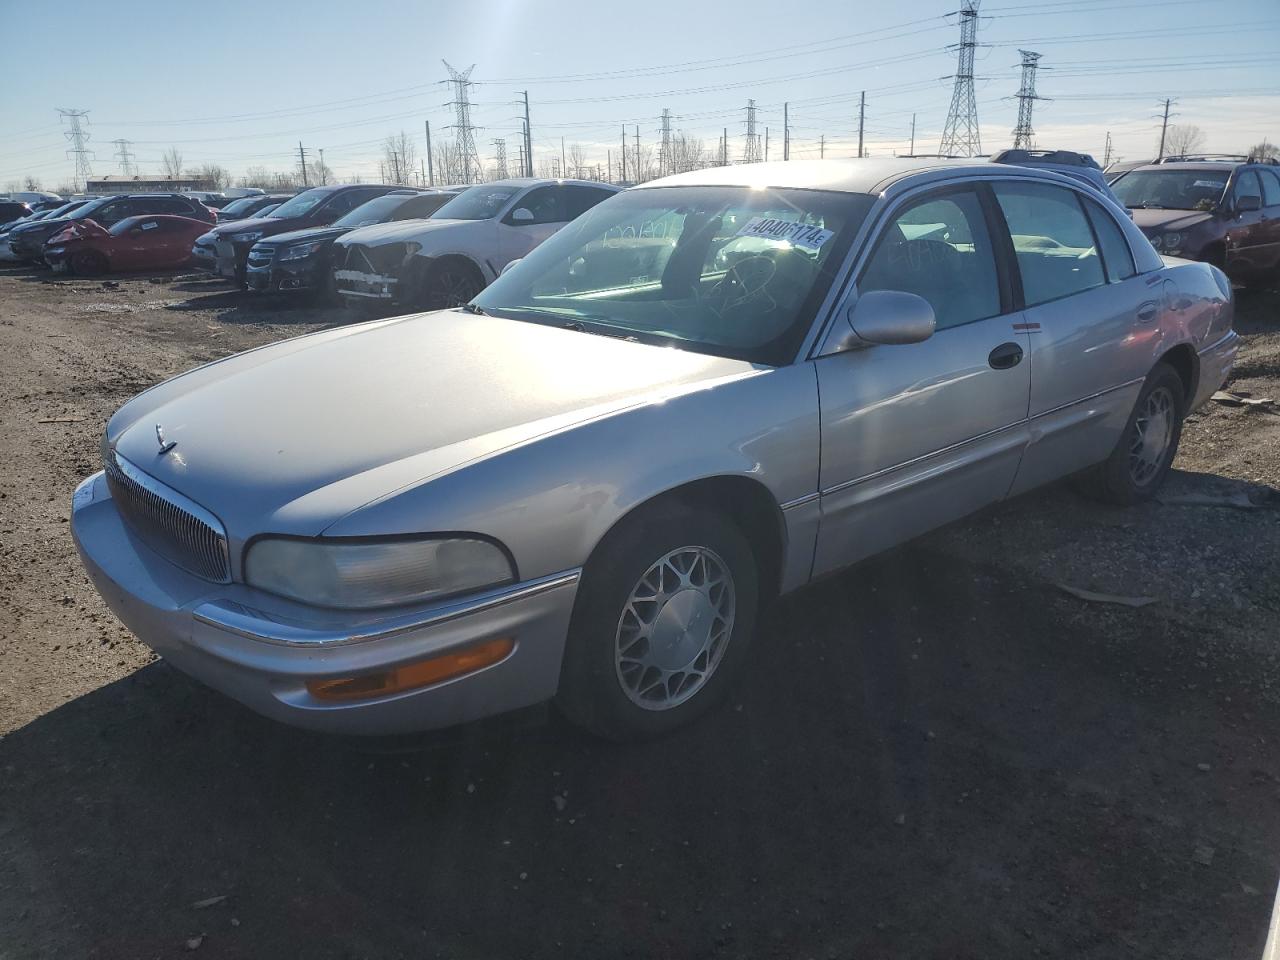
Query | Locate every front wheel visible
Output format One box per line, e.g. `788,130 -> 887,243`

1077,362 -> 1185,505
69,250 -> 107,276
557,503 -> 759,741
421,260 -> 482,310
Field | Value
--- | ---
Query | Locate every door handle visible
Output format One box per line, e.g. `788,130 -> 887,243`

988,341 -> 1024,370
1137,300 -> 1160,323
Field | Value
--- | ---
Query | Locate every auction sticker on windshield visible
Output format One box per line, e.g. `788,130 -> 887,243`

736,217 -> 833,251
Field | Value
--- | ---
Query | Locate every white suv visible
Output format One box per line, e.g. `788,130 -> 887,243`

332,178 -> 620,310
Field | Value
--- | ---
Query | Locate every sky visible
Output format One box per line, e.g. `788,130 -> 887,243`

2,0 -> 1278,190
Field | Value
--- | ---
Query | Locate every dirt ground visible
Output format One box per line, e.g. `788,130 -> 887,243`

1,267 -> 1278,959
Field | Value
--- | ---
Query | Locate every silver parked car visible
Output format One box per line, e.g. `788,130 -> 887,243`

73,159 -> 1237,740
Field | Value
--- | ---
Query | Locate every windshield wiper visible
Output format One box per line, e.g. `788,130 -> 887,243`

457,302 -> 486,315
562,319 -> 637,342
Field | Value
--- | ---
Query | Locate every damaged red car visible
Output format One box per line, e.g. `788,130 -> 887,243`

44,215 -> 211,276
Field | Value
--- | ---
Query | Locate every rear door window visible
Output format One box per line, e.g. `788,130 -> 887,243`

993,182 -> 1106,306
859,188 -> 1001,330
512,186 -> 568,225
564,186 -> 617,219
1259,169 -> 1280,209
1082,198 -> 1136,282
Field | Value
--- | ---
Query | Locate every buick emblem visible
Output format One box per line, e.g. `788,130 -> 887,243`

155,424 -> 177,455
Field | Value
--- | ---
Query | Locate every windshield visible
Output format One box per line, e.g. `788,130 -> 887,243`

268,188 -> 329,219
473,185 -> 873,365
432,185 -> 520,221
1112,169 -> 1229,210
219,196 -> 265,217
333,194 -> 414,228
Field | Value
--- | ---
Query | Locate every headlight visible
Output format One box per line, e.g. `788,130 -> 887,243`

279,239 -> 323,261
230,230 -> 264,244
196,231 -> 215,244
46,246 -> 64,254
244,536 -> 515,609
1153,232 -> 1183,253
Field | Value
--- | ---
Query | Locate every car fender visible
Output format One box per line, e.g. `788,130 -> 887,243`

323,362 -> 822,590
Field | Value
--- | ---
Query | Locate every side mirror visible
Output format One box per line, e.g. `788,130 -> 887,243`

836,290 -> 936,351
1236,194 -> 1262,213
500,258 -> 521,276
510,207 -> 535,224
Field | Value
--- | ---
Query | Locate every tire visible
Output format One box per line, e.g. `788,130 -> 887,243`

556,502 -> 759,741
420,259 -> 482,310
1077,362 -> 1185,505
69,250 -> 107,277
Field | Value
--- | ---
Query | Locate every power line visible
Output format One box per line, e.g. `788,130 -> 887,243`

940,1 -> 983,157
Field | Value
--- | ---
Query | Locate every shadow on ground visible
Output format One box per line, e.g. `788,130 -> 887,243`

2,547 -> 1275,959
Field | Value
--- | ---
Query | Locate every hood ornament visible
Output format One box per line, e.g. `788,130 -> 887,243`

155,424 -> 177,455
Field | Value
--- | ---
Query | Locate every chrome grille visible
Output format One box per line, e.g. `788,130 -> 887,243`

104,453 -> 231,583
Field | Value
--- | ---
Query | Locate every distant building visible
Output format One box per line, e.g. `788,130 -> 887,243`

83,174 -> 217,194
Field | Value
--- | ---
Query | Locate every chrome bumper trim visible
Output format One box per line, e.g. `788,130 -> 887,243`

193,568 -> 582,647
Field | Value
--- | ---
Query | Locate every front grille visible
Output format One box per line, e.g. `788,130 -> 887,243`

105,453 -> 231,583
341,242 -> 407,275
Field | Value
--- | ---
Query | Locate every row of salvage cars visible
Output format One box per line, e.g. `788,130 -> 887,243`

67,155 -> 1245,741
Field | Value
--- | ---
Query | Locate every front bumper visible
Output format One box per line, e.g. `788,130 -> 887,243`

245,255 -> 322,293
334,267 -> 401,302
190,239 -> 242,279
9,234 -> 49,260
71,471 -> 580,735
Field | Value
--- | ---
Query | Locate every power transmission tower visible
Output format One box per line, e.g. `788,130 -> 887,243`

1011,50 -> 1044,149
58,109 -> 94,191
443,61 -> 481,184
492,138 -> 508,179
742,100 -> 762,164
1103,131 -> 1113,167
939,1 -> 983,157
1156,98 -> 1175,159
110,138 -> 136,177
658,109 -> 672,177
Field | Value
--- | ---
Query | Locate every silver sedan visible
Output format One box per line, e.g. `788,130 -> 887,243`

72,159 -> 1237,740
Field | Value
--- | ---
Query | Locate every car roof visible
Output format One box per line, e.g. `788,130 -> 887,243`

640,158 -> 1074,195
1132,161 -> 1244,172
462,177 -> 621,190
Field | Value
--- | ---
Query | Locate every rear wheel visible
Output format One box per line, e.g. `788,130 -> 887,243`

557,502 -> 758,741
69,250 -> 107,277
1077,362 -> 1185,505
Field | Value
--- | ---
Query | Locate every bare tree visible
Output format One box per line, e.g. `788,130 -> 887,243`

381,131 -> 418,185
432,143 -> 467,185
191,163 -> 231,190
309,158 -> 334,186
161,147 -> 185,179
239,166 -> 273,189
1163,124 -> 1206,158
1248,139 -> 1279,162
669,134 -> 708,174
567,143 -> 588,179
23,175 -> 42,191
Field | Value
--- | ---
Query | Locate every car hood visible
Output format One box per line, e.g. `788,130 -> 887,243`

10,216 -> 71,237
108,311 -> 758,538
211,215 -> 299,238
338,218 -> 469,248
258,225 -> 348,246
1128,208 -> 1215,232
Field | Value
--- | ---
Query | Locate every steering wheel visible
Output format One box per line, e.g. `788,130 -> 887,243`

707,255 -> 777,315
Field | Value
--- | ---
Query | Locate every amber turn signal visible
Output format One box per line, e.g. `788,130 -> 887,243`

306,637 -> 514,702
